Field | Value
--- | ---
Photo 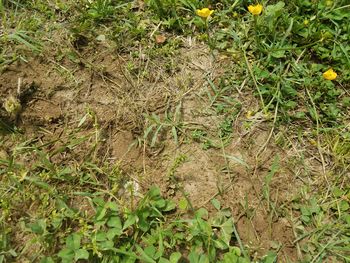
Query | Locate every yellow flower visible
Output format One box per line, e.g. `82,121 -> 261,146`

196,8 -> 214,18
323,68 -> 337,80
248,4 -> 263,15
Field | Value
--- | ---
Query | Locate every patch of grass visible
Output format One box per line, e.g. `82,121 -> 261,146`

0,128 -> 252,262
1,0 -> 350,262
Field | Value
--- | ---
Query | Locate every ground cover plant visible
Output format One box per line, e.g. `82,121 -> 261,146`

0,0 -> 350,262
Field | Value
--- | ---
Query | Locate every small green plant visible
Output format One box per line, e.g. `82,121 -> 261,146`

143,102 -> 184,147
85,0 -> 130,22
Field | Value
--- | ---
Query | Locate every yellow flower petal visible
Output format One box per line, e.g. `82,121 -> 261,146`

248,4 -> 263,15
323,68 -> 337,80
196,8 -> 214,18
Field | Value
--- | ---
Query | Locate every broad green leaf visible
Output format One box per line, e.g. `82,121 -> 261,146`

58,248 -> 74,261
333,186 -> 344,197
107,216 -> 122,228
148,187 -> 161,199
75,249 -> 89,260
211,198 -> 221,211
271,50 -> 285,58
123,213 -> 137,230
28,219 -> 46,235
342,213 -> 350,225
98,240 -> 115,250
262,251 -> 277,263
95,231 -> 107,242
106,202 -> 119,212
135,245 -> 157,263
169,252 -> 182,263
340,200 -> 350,212
179,198 -> 188,210
220,218 -> 234,247
223,250 -> 238,263
107,227 -> 123,240
155,199 -> 166,209
95,207 -> 107,221
159,258 -> 171,263
164,200 -> 176,212
66,233 -> 81,250
144,246 -> 156,258
195,208 -> 208,219
188,251 -> 199,263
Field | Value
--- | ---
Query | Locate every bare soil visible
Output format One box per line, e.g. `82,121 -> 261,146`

0,41 -> 306,261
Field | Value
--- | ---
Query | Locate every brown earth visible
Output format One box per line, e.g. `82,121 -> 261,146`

0,40 -> 307,261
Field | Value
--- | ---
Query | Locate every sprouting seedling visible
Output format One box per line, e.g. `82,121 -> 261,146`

3,78 -> 23,117
3,95 -> 21,116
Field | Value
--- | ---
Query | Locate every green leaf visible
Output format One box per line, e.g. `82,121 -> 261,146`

220,218 -> 234,247
310,198 -> 320,214
164,200 -> 176,212
155,199 -> 166,208
98,240 -> 115,250
135,245 -> 157,263
139,211 -> 152,232
265,1 -> 285,17
265,155 -> 280,185
75,249 -> 89,260
342,97 -> 350,107
223,250 -> 238,263
123,213 -> 137,230
66,233 -> 81,250
188,250 -> 199,263
333,187 -> 344,198
195,208 -> 208,219
107,216 -> 122,228
231,247 -> 241,256
95,207 -> 107,221
159,258 -> 171,263
340,200 -> 350,212
172,126 -> 178,145
106,201 -> 119,212
151,125 -> 163,147
199,254 -> 209,263
148,187 -> 161,198
301,215 -> 310,224
169,252 -> 181,263
271,50 -> 285,58
144,246 -> 156,258
342,213 -> 350,225
58,248 -> 74,261
211,198 -> 221,211
28,219 -> 46,235
154,231 -> 164,259
96,231 -> 107,242
262,251 -> 277,263
178,198 -> 188,210
107,227 -> 123,240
